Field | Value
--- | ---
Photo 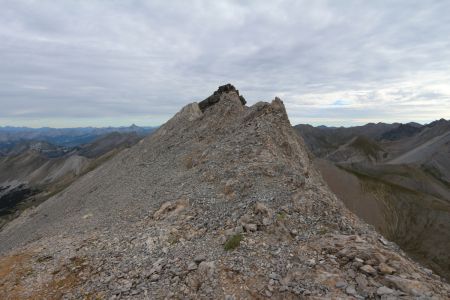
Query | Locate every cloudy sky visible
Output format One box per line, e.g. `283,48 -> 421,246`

1,0 -> 450,127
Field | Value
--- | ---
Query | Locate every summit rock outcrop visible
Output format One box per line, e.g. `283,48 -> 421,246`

198,83 -> 246,112
0,86 -> 449,299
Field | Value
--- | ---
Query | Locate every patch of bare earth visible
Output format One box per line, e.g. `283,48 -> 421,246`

0,250 -> 97,300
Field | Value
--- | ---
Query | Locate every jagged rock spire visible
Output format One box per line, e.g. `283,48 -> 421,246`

198,83 -> 246,112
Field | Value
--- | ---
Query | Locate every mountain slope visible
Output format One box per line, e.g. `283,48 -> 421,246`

387,130 -> 450,185
1,86 -> 448,299
295,120 -> 450,280
382,119 -> 449,160
327,135 -> 387,163
388,131 -> 450,165
0,132 -> 145,228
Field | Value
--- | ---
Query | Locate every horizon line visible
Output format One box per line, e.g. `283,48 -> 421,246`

1,118 -> 447,130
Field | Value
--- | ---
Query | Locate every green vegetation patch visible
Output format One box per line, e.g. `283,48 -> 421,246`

224,234 -> 243,251
276,212 -> 286,220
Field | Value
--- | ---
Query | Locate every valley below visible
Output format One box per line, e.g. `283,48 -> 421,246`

0,127 -> 154,229
296,120 -> 450,280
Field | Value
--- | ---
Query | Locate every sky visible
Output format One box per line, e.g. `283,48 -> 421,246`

0,0 -> 450,128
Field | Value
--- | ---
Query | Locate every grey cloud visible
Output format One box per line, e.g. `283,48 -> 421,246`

0,0 -> 449,127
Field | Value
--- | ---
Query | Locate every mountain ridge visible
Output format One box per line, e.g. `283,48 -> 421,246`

1,85 -> 449,299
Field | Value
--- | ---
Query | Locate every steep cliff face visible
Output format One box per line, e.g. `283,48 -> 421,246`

0,85 -> 449,299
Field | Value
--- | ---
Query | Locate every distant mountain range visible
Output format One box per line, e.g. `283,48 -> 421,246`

0,126 -> 155,228
295,118 -> 450,279
0,124 -> 155,148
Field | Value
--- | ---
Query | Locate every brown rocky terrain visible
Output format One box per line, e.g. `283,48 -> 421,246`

0,85 -> 449,299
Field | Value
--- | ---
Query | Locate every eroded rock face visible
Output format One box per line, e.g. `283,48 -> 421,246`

0,85 -> 449,299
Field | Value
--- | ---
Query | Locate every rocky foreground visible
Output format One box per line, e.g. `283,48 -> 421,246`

0,85 -> 449,299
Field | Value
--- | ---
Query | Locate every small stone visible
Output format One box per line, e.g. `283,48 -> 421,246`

354,236 -> 364,243
150,274 -> 160,282
346,285 -> 357,296
338,247 -> 356,260
335,281 -> 347,288
347,269 -> 356,278
306,258 -> 316,266
269,272 -> 281,281
120,280 -> 133,291
374,252 -> 387,264
360,264 -> 377,276
292,286 -> 305,295
262,217 -> 272,226
187,262 -> 197,271
423,268 -> 433,276
194,255 -> 206,264
365,258 -> 377,266
244,223 -> 257,232
82,213 -> 93,219
234,225 -> 244,234
377,286 -> 394,296
130,289 -> 140,296
279,285 -> 288,292
355,274 -> 368,289
255,202 -> 272,216
378,237 -> 389,245
378,263 -> 395,275
198,261 -> 216,279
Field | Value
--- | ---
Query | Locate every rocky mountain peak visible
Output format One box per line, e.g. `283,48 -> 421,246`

427,118 -> 449,128
160,85 -> 288,142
